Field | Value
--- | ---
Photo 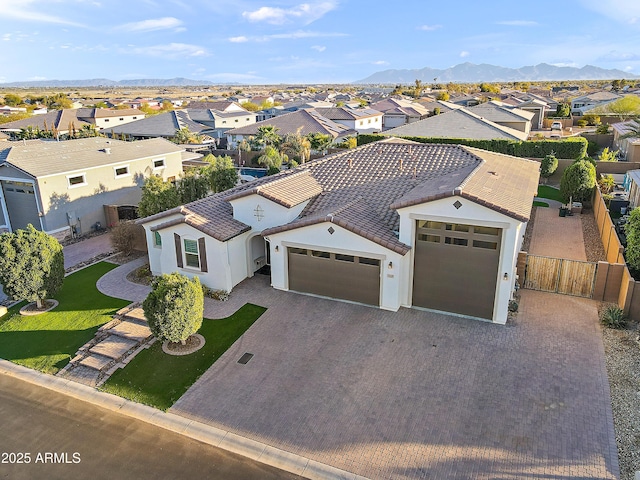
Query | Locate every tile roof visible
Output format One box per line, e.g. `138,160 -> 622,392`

187,101 -> 239,111
0,110 -> 91,132
107,110 -> 211,137
141,138 -> 539,250
225,109 -> 351,138
469,101 -> 535,122
370,98 -> 430,117
383,108 -> 529,141
225,170 -> 323,208
1,137 -> 184,177
314,107 -> 382,121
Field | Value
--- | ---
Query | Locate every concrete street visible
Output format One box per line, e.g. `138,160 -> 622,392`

0,373 -> 302,480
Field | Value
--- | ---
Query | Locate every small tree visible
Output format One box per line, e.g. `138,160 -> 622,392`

0,225 -> 64,309
559,159 -> 596,204
256,146 -> 287,169
203,154 -> 239,193
110,220 -> 137,256
143,273 -> 204,345
540,154 -> 558,179
556,102 -> 570,117
138,175 -> 181,218
598,147 -> 619,162
177,170 -> 210,204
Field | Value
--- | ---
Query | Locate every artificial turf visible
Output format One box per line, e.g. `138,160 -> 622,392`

536,185 -> 563,202
0,262 -> 129,374
100,303 -> 267,411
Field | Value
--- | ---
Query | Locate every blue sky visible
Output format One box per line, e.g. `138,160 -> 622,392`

1,0 -> 640,84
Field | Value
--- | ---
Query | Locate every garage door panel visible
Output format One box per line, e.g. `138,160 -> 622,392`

288,249 -> 380,306
413,223 -> 501,320
1,181 -> 40,231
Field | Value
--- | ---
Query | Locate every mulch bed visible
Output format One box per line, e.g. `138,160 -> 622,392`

162,334 -> 205,356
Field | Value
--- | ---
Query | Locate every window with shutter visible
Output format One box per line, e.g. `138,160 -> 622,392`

184,239 -> 200,268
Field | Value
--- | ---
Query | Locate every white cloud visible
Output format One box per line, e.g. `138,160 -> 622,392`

29,76 -> 47,81
311,45 -> 326,52
495,20 -> 538,26
264,30 -> 347,40
2,34 -> 10,41
229,36 -> 249,43
242,2 -> 337,25
0,0 -> 87,27
116,17 -> 184,33
418,24 -> 441,31
460,51 -> 470,58
125,43 -> 209,58
372,60 -> 389,65
580,0 -> 640,24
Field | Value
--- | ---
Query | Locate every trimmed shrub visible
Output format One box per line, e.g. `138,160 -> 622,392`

559,159 -> 596,204
577,119 -> 588,128
110,220 -> 137,256
143,273 -> 204,344
357,134 -> 588,159
201,285 -> 230,301
600,304 -> 627,329
540,154 -> 558,178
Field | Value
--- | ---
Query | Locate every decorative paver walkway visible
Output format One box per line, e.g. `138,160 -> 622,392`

58,303 -> 154,387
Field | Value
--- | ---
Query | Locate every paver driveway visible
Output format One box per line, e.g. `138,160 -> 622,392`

171,275 -> 618,479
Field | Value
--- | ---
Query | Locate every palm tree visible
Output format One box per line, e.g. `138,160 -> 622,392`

76,124 -> 100,138
307,132 -> 333,155
254,125 -> 281,149
257,146 -> 287,169
172,127 -> 203,144
280,128 -> 311,163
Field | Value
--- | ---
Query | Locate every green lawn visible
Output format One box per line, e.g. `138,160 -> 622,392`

100,303 -> 267,411
533,201 -> 549,207
536,185 -> 563,202
0,262 -> 129,374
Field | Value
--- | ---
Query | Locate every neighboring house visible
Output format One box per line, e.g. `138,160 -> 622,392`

314,107 -> 383,133
225,109 -> 353,149
612,120 -> 640,162
186,101 -> 248,113
0,106 -> 27,115
570,91 -> 623,116
502,97 -> 550,130
187,108 -> 256,139
138,138 -> 539,324
106,110 -> 214,141
469,101 -> 535,135
383,108 -> 529,141
0,108 -> 144,136
369,98 -> 430,129
0,137 -> 183,238
0,132 -> 9,142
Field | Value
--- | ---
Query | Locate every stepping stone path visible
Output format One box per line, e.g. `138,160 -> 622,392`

57,303 -> 155,387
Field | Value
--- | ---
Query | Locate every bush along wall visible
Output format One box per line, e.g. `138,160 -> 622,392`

357,134 -> 588,160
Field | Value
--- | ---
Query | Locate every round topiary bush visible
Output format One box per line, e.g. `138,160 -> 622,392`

540,154 -> 558,178
143,273 -> 204,345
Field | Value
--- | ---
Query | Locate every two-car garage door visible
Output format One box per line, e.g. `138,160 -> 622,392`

287,247 -> 381,306
412,220 -> 502,320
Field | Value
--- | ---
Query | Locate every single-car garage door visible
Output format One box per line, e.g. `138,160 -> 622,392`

412,220 -> 501,320
288,247 -> 381,306
1,180 -> 41,231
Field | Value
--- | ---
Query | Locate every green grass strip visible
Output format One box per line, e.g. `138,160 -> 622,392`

533,201 -> 549,207
100,303 -> 267,411
536,185 -> 563,202
0,262 -> 129,374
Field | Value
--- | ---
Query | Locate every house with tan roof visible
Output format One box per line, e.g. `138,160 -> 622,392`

469,101 -> 535,135
314,107 -> 383,133
369,98 -> 430,129
383,108 -> 529,141
138,138 -> 539,324
0,137 -> 183,239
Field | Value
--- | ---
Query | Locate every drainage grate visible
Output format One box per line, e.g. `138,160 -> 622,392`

237,352 -> 254,364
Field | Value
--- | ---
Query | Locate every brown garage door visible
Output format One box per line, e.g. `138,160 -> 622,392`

288,248 -> 381,306
412,220 -> 501,320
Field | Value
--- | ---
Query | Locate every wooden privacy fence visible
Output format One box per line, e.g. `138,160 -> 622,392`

523,254 -> 597,298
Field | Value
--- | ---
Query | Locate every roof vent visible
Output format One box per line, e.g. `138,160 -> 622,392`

489,171 -> 498,176
104,148 -> 111,154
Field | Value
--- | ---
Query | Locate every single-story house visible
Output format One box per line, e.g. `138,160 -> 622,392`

382,108 -> 529,141
0,137 -> 183,238
369,98 -> 430,129
314,107 -> 383,133
139,138 -> 539,324
469,101 -> 535,135
225,109 -> 353,149
612,120 -> 640,162
106,110 -> 216,141
570,91 -> 623,116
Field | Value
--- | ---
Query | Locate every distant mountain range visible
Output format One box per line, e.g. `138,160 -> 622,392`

355,62 -> 639,84
0,77 -> 240,88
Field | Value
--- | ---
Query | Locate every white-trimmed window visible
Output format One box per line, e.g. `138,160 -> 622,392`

153,158 -> 165,169
67,173 -> 87,188
183,239 -> 200,268
114,165 -> 130,178
153,231 -> 162,248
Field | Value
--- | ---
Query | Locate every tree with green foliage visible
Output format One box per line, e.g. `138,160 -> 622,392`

598,147 -> 619,162
595,95 -> 640,119
3,93 -> 23,106
540,154 -> 558,178
256,145 -> 287,169
556,102 -> 571,117
280,128 -> 311,163
337,137 -> 357,149
436,91 -> 450,101
177,170 -> 210,204
240,101 -> 261,112
0,225 -> 64,309
413,79 -> 424,98
596,123 -> 611,134
138,175 -> 181,217
479,83 -> 501,94
559,159 -> 596,204
172,127 -> 203,144
252,125 -> 281,149
143,273 -> 204,345
625,207 -> 640,273
202,154 -> 239,193
307,132 -> 333,154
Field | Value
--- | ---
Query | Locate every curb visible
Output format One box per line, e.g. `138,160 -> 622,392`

0,359 -> 367,480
